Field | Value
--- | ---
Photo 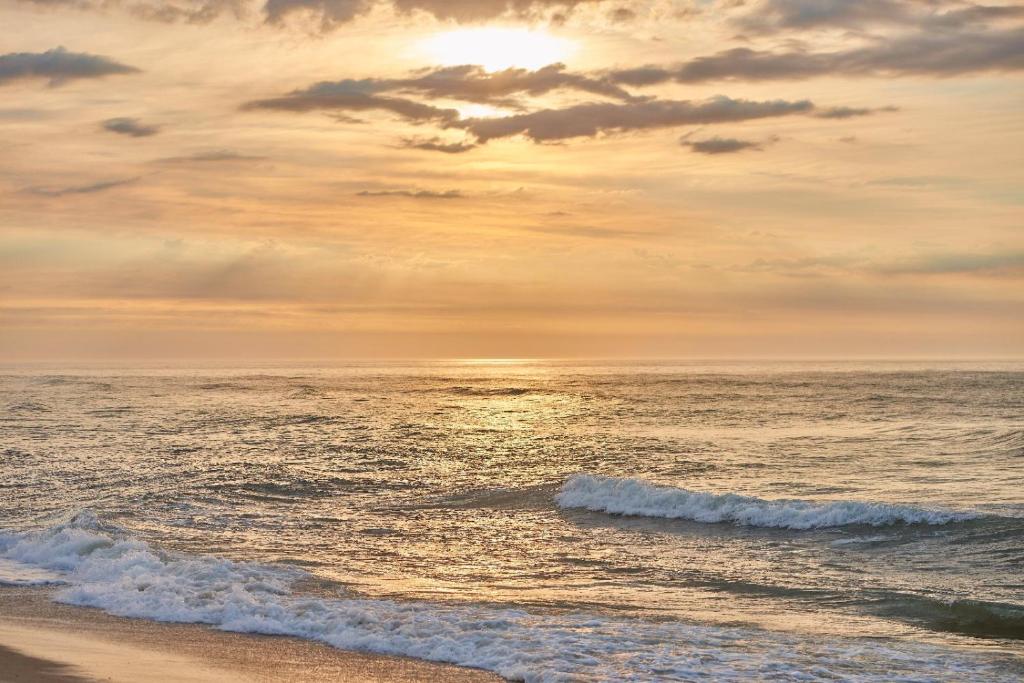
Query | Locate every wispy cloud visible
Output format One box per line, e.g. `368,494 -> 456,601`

681,135 -> 768,154
265,0 -> 604,30
333,63 -> 640,107
878,251 -> 1024,276
610,28 -> 1024,83
25,0 -> 607,31
815,105 -> 898,119
24,177 -> 140,197
401,138 -> 478,154
243,85 -> 460,122
102,117 -> 161,137
243,62 -> 641,124
0,47 -> 139,87
155,150 -> 266,163
356,189 -> 463,199
734,0 -> 1024,34
454,96 -> 814,143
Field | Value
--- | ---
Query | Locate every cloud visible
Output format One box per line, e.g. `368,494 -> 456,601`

877,251 -> 1024,276
16,0 -> 606,30
156,150 -> 267,163
102,117 -> 160,137
814,105 -> 898,119
524,223 -> 651,239
609,27 -> 1024,83
745,249 -> 1024,278
927,4 -> 1024,29
606,66 -> 675,87
866,175 -> 959,188
391,63 -> 639,106
243,83 -> 460,122
24,177 -> 140,197
254,64 -> 638,111
243,70 -> 877,151
608,6 -> 636,22
734,0 -> 915,33
266,0 -> 605,30
389,0 -> 603,22
0,108 -> 51,120
263,0 -> 366,29
401,137 -> 478,153
0,47 -> 138,87
734,0 -> 1024,33
745,253 -> 861,274
681,135 -> 766,154
356,189 -> 463,198
129,0 -> 249,23
453,96 -> 814,143
16,0 -> 247,25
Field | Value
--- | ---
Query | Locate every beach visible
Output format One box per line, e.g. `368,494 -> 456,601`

0,587 -> 500,683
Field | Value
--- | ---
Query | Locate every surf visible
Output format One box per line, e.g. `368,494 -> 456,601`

556,474 -> 982,529
2,511 -> 1018,682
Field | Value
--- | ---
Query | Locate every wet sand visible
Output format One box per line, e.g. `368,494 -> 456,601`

0,587 -> 503,683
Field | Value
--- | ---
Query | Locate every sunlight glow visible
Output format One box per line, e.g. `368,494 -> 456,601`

422,28 -> 575,72
455,103 -> 506,119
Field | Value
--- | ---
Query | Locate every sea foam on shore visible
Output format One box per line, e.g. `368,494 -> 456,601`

0,511 -> 1016,682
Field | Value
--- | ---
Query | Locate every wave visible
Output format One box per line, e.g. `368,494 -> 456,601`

556,475 -> 981,529
874,594 -> 1024,641
447,386 -> 533,397
5,400 -> 51,414
1,512 -> 1016,682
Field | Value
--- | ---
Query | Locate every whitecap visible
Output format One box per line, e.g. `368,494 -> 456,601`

556,475 -> 980,530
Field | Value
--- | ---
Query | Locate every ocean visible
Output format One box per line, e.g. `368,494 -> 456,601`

1,360 -> 1022,681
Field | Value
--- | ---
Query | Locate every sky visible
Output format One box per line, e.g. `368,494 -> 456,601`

0,0 -> 1022,360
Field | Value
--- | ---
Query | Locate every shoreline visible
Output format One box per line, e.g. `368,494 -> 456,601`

0,587 -> 503,683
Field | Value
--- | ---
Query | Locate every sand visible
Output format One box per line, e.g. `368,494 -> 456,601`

0,587 -> 504,683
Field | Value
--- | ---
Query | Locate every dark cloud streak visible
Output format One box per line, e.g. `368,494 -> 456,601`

24,177 -> 140,197
453,96 -> 814,143
102,117 -> 160,137
734,0 -> 1024,33
18,0 -> 606,30
609,27 -> 1024,83
0,47 -> 138,87
401,137 -> 478,153
155,150 -> 267,163
252,64 -> 639,112
243,85 -> 459,122
681,135 -> 766,154
356,189 -> 463,198
815,105 -> 898,119
385,63 -> 640,106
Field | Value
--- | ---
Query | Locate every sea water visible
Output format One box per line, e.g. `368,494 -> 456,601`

1,361 -> 1022,681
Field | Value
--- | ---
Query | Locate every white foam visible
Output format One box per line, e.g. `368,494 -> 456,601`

0,513 -> 1013,682
0,558 -> 66,586
830,535 -> 893,547
556,475 -> 980,529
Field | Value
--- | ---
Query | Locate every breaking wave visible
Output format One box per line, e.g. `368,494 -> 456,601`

1,511 -> 1016,682
556,475 -> 982,530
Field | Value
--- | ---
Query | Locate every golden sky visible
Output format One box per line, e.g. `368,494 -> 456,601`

1,0 -> 1022,359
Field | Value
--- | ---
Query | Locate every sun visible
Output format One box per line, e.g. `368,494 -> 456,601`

421,28 -> 576,72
